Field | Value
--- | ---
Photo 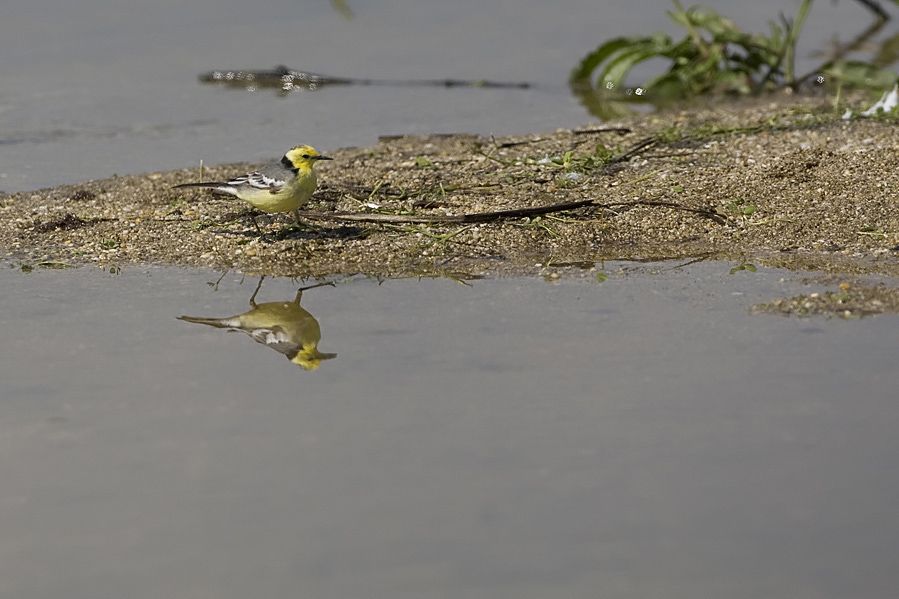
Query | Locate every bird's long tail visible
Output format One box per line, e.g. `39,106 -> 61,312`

172,181 -> 229,190
177,315 -> 240,328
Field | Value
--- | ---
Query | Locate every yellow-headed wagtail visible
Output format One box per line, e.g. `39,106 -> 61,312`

173,145 -> 331,229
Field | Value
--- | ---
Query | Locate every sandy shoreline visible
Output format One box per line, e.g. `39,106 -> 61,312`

2,97 -> 898,289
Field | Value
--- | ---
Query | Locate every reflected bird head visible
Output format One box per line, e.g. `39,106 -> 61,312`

291,347 -> 338,371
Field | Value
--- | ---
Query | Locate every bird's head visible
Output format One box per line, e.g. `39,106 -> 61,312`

281,145 -> 332,172
290,345 -> 338,371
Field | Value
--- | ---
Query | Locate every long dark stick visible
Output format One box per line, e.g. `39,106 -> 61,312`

297,199 -> 596,224
297,198 -> 727,226
854,0 -> 889,21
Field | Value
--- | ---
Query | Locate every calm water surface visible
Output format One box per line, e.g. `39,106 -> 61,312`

2,0 -> 896,191
1,262 -> 897,598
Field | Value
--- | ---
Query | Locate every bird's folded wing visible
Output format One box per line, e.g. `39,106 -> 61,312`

247,326 -> 300,356
229,171 -> 286,192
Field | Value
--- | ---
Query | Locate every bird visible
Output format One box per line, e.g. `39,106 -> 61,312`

178,278 -> 337,371
173,144 -> 332,231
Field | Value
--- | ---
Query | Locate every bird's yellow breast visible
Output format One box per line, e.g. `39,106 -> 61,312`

237,168 -> 317,213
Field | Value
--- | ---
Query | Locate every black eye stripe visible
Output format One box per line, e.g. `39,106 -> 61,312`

280,155 -> 293,167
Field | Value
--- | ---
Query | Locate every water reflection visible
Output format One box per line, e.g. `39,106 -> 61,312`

178,278 -> 337,371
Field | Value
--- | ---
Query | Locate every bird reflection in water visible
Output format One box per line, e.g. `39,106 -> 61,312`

178,277 -> 337,370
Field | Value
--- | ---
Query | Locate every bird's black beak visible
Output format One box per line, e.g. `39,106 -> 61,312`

316,155 -> 333,161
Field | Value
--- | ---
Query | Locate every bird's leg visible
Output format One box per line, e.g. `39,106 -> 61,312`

288,208 -> 315,232
293,281 -> 336,304
249,276 -> 266,307
248,211 -> 265,237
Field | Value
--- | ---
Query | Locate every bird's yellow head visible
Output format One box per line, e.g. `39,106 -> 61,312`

290,346 -> 338,371
281,145 -> 332,172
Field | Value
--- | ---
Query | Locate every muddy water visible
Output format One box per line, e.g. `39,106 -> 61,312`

1,262 -> 897,598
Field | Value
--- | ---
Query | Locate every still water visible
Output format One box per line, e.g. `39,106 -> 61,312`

1,262 -> 897,598
2,0 -> 896,192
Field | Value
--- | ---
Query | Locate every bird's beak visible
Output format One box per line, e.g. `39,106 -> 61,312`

316,155 -> 333,161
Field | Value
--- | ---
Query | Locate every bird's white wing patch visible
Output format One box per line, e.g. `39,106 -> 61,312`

246,327 -> 300,356
229,171 -> 286,193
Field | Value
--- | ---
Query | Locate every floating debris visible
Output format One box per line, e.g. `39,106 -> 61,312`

198,65 -> 532,94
